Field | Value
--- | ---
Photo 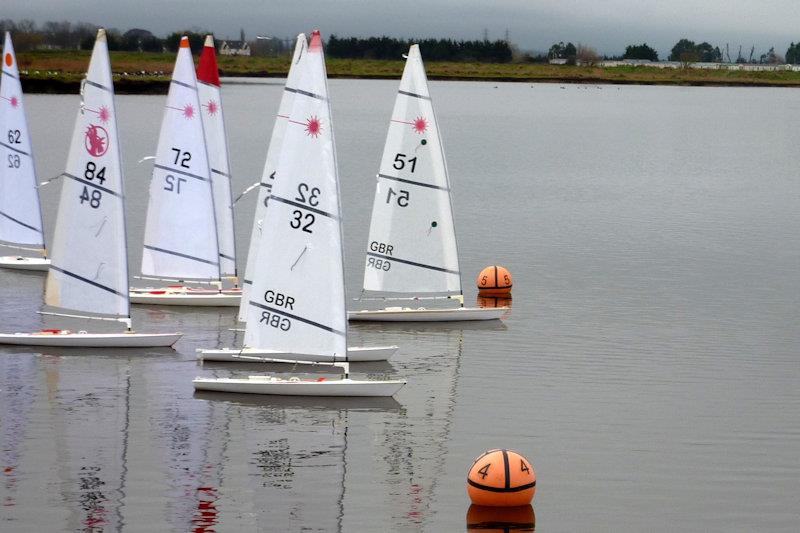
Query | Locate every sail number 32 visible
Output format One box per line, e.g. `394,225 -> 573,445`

289,182 -> 318,233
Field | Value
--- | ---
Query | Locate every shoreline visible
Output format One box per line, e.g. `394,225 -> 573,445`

16,50 -> 800,93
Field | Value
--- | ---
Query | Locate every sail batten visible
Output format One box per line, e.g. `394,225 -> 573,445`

142,36 -> 220,281
243,30 -> 346,358
239,34 -> 308,322
0,32 -> 46,252
361,45 -> 462,296
45,29 -> 130,318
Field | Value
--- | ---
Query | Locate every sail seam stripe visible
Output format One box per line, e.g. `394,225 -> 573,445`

84,79 -> 111,92
197,79 -> 219,88
268,195 -> 338,219
211,168 -> 230,177
143,244 -> 219,266
377,173 -> 449,191
153,164 -> 208,182
219,252 -> 235,261
0,141 -> 30,156
0,210 -> 42,233
366,252 -> 460,275
2,69 -> 18,80
63,173 -> 122,198
260,182 -> 272,189
49,264 -> 127,298
284,86 -> 325,100
170,79 -> 196,90
249,300 -> 346,336
243,279 -> 253,285
398,89 -> 431,100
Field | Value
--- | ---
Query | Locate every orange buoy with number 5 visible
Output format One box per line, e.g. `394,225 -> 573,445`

476,266 -> 512,296
467,449 -> 536,507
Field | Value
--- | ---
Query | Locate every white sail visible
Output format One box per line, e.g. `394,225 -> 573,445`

238,34 -> 307,322
361,45 -> 461,296
197,35 -> 236,279
141,37 -> 220,281
45,29 -> 129,317
0,32 -> 45,251
243,31 -> 346,359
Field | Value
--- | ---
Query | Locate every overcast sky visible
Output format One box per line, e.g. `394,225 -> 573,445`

8,0 -> 800,57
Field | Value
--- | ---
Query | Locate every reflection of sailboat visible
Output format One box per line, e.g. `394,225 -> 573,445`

131,35 -> 239,307
349,45 -> 506,322
193,31 -> 405,397
0,30 -> 181,348
0,32 -> 49,271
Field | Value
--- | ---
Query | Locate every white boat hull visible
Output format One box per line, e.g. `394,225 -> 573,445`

193,376 -> 406,397
0,256 -> 50,271
129,288 -> 240,307
347,306 -> 507,322
0,331 -> 182,347
199,345 -> 398,363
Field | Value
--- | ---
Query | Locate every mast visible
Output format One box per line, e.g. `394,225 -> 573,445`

0,32 -> 47,257
44,29 -> 131,327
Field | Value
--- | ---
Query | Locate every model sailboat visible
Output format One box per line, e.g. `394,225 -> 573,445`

0,32 -> 49,271
202,34 -> 396,364
349,45 -> 506,322
0,30 -> 182,347
131,36 -> 238,306
194,31 -> 405,396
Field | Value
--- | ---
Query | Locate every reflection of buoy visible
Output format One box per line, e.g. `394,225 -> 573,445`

477,266 -> 512,296
466,504 -> 535,531
477,295 -> 512,309
467,449 -> 536,507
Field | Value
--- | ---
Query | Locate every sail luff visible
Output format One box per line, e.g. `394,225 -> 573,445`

197,35 -> 237,279
0,32 -> 46,253
45,29 -> 130,318
141,36 -> 220,281
238,34 -> 308,322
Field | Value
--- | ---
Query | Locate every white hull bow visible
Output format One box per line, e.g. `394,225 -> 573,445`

348,306 -> 506,322
0,256 -> 50,271
0,330 -> 182,347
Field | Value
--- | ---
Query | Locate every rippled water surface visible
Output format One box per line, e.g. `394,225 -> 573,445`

1,80 -> 799,531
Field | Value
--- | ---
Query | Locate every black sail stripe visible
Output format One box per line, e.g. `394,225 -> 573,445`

0,210 -> 42,233
143,244 -> 219,266
284,86 -> 325,100
466,479 -> 536,493
398,89 -> 431,100
211,168 -> 230,177
248,300 -> 346,336
0,140 -> 29,156
219,252 -> 235,261
84,79 -> 111,92
62,173 -> 122,198
49,264 -> 127,298
2,69 -> 18,80
243,279 -> 253,285
170,78 -> 196,90
268,195 -> 337,219
377,173 -> 449,191
153,164 -> 208,182
366,252 -> 459,275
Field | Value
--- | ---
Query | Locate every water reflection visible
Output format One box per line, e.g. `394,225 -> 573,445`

466,504 -> 535,531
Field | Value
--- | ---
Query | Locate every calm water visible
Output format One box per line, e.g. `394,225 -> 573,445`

1,80 -> 799,531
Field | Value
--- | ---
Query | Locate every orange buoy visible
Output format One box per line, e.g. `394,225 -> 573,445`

466,504 -> 535,531
467,449 -> 536,507
476,266 -> 512,296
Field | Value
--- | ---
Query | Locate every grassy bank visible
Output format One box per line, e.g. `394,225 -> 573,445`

16,50 -> 800,93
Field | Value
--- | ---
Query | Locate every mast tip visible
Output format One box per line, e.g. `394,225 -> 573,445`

204,35 -> 214,47
96,28 -> 107,42
180,36 -> 190,48
309,30 -> 322,51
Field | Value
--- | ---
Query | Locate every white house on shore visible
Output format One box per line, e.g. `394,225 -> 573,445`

220,40 -> 251,56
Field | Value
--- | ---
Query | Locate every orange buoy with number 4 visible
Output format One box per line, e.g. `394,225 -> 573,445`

477,266 -> 512,296
467,449 -> 536,507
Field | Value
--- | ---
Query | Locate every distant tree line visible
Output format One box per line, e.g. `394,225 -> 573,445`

326,35 -> 513,62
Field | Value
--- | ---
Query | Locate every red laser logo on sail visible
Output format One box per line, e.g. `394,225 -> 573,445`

182,104 -> 195,119
413,116 -> 427,133
84,124 -> 109,157
204,100 -> 218,116
98,105 -> 111,123
305,116 -> 322,137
